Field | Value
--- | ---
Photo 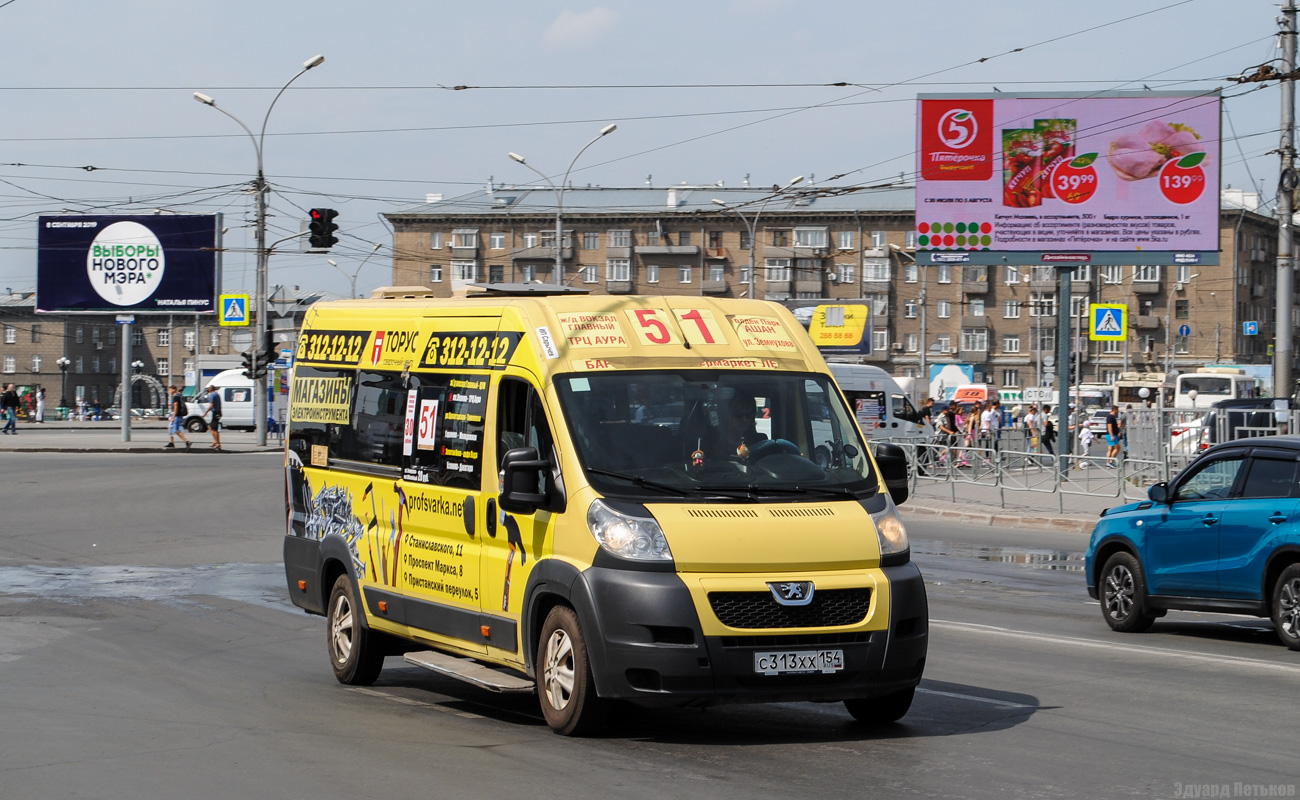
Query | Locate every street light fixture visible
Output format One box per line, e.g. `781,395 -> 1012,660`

193,53 -> 325,446
711,176 -> 804,299
56,356 -> 71,410
508,123 -> 617,283
328,242 -> 384,298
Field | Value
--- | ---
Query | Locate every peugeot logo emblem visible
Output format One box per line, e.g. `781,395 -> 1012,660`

768,581 -> 815,607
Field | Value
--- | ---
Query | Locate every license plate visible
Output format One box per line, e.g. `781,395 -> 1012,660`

753,649 -> 844,675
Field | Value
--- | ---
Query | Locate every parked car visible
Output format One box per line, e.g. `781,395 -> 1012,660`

1181,397 -> 1292,453
1168,415 -> 1206,454
1086,409 -> 1111,436
1085,435 -> 1300,649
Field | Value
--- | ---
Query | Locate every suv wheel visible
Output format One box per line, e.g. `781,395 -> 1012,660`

1100,552 -> 1156,633
1271,564 -> 1300,651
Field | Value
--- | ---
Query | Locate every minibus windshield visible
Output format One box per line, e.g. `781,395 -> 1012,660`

554,370 -> 878,500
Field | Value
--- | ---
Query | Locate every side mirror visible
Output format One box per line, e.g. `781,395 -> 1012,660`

499,446 -> 548,514
874,442 -> 910,506
1148,482 -> 1169,504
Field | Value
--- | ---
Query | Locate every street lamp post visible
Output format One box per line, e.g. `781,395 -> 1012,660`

328,242 -> 384,298
711,176 -> 804,299
56,356 -> 70,411
509,124 -> 617,284
194,53 -> 325,446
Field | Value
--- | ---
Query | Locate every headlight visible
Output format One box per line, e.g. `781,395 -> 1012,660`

587,500 -> 673,562
870,502 -> 909,557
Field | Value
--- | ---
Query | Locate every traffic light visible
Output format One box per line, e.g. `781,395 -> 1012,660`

308,208 -> 339,249
240,350 -> 256,380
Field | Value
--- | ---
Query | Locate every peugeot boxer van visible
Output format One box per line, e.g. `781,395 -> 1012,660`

282,285 -> 928,735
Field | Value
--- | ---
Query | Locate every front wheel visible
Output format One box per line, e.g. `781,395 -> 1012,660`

327,574 -> 385,685
185,417 -> 207,433
1271,564 -> 1300,651
537,605 -> 607,736
1099,552 -> 1156,633
844,687 -> 915,725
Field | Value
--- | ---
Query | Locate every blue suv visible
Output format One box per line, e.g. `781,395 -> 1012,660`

1085,436 -> 1300,649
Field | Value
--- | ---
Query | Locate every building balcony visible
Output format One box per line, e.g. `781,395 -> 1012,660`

1136,315 -> 1161,329
959,349 -> 988,363
763,246 -> 797,258
962,279 -> 989,294
634,245 -> 699,256
605,281 -> 633,294
606,246 -> 632,258
702,280 -> 728,295
764,280 -> 791,293
511,246 -> 573,261
1133,281 -> 1161,295
961,315 -> 991,328
794,280 -> 823,294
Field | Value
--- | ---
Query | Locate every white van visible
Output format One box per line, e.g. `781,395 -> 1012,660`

182,369 -> 256,431
828,364 -> 932,441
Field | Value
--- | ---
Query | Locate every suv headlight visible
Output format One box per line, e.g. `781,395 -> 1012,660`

587,500 -> 673,562
870,502 -> 909,558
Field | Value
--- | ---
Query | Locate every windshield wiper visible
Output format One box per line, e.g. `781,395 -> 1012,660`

585,468 -> 690,496
696,483 -> 869,499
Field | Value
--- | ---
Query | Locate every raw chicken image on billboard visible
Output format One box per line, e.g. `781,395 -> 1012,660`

915,92 -> 1221,261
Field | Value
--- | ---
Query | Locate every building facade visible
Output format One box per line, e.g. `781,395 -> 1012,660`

384,185 -> 1279,391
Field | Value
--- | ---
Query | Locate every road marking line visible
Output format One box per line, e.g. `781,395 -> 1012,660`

347,686 -> 484,719
916,688 -> 1036,709
931,619 -> 1300,675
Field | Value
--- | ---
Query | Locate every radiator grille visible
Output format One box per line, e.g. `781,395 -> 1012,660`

708,588 -> 871,629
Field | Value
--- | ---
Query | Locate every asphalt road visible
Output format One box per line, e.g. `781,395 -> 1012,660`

1,453 -> 1296,799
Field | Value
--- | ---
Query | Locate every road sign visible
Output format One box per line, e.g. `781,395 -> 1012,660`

230,330 -> 255,352
1178,324 -> 1191,337
1243,320 -> 1259,336
219,293 -> 250,327
1089,303 -> 1127,341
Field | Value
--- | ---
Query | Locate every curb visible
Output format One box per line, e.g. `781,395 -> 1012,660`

903,504 -> 1095,533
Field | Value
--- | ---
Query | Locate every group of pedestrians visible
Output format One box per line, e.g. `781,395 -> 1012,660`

165,384 -> 223,451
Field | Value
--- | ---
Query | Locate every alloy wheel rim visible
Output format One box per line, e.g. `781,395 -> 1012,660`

1280,579 -> 1300,639
1104,565 -> 1134,620
543,629 -> 576,711
331,594 -> 354,664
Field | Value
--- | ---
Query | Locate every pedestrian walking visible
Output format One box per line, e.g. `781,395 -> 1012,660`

35,388 -> 45,423
1041,404 -> 1057,456
1,383 -> 18,435
1025,403 -> 1040,452
1105,404 -> 1122,469
203,385 -> 223,450
164,385 -> 192,450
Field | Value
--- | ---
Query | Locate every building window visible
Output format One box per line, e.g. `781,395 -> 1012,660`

30,324 -> 41,343
904,333 -> 919,352
678,231 -> 692,246
1176,263 -> 1193,283
609,230 -> 631,247
429,265 -> 443,282
92,327 -> 101,345
132,328 -> 142,346
936,334 -> 951,353
771,229 -> 790,247
904,263 -> 918,283
1002,335 -> 1020,353
739,230 -> 753,251
1072,265 -> 1092,282
430,232 -> 443,249
1069,295 -> 1087,318
1003,300 -> 1021,319
2,355 -> 13,373
108,328 -> 116,346
1175,299 -> 1189,319
489,233 -> 505,250
92,356 -> 100,374
488,264 -> 505,283
1101,369 -> 1121,384
581,266 -> 598,284
182,330 -> 195,350
210,330 -> 220,348
30,354 -> 41,372
870,230 -> 887,249
646,265 -> 660,284
183,358 -> 194,373
863,259 -> 890,282
707,264 -> 724,282
75,356 -> 83,374
765,259 -> 792,282
904,230 -> 919,249
868,294 -> 888,318
108,357 -> 116,374
836,264 -> 855,284
1029,293 -> 1056,317
157,358 -> 169,375
969,298 -> 985,317
1004,265 -> 1020,285
837,231 -> 854,250
583,232 -> 599,250
1002,369 -> 1020,387
1175,335 -> 1190,354
871,329 -> 889,352
607,259 -> 631,281
794,227 -> 828,248
962,328 -> 988,352
1140,335 -> 1157,353
904,300 -> 917,319
708,231 -> 724,250
452,261 -> 477,281
937,300 -> 951,319
679,266 -> 692,284
963,265 -> 988,283
1134,264 -> 1161,283
1103,339 -> 1122,354
1102,265 -> 1122,284
521,265 -> 537,283
523,233 -> 538,249
2,325 -> 14,344
453,230 -> 478,249
75,327 -> 84,344
937,265 -> 952,283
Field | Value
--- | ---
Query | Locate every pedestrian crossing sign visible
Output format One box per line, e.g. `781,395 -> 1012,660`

218,293 -> 250,327
1089,303 -> 1126,341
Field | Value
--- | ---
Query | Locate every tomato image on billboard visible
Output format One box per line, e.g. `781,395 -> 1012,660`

1159,152 -> 1207,204
1053,153 -> 1100,205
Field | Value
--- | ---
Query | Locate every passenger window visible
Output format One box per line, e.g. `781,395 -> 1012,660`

1238,459 -> 1300,499
1173,457 -> 1245,502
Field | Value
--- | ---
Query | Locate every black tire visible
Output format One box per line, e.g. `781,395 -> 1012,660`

844,686 -> 915,724
537,605 -> 607,736
1099,552 -> 1156,633
185,417 -> 207,433
1270,563 -> 1300,651
327,574 -> 385,685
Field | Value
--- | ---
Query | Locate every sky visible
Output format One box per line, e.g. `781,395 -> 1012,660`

0,0 -> 1285,299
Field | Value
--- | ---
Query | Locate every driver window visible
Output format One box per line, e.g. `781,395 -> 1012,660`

497,379 -> 556,496
1173,457 -> 1246,502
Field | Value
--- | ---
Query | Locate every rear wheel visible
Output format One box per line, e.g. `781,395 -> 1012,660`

1099,552 -> 1156,633
185,417 -> 207,433
1271,564 -> 1300,651
327,574 -> 385,685
537,605 -> 607,736
844,687 -> 915,725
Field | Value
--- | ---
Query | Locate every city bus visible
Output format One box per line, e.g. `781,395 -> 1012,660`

1112,371 -> 1174,407
1174,367 -> 1262,409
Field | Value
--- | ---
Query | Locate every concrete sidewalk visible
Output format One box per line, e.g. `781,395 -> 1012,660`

0,420 -> 283,454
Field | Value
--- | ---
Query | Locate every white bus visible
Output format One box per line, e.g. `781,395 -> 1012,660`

1175,367 -> 1263,409
1113,371 -> 1175,408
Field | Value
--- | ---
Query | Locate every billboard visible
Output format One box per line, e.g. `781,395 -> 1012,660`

806,303 -> 872,355
915,91 -> 1221,266
37,215 -> 221,314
